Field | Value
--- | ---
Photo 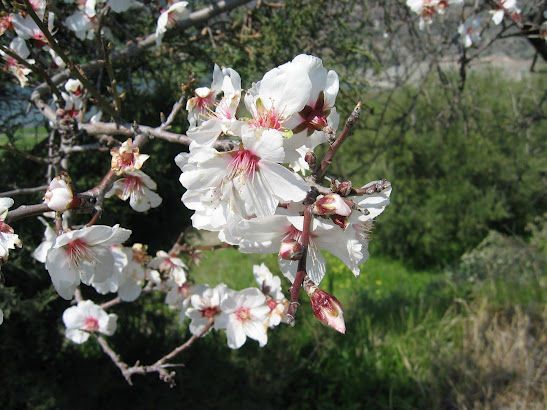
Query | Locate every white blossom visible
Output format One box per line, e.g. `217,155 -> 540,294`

185,283 -> 232,335
45,224 -> 131,299
0,37 -> 35,87
105,170 -> 162,212
216,288 -> 270,349
458,17 -> 482,48
62,300 -> 117,344
156,1 -> 189,45
0,197 -> 22,262
148,250 -> 187,286
177,127 -> 309,234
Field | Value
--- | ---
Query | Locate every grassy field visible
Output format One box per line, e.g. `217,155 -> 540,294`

0,126 -> 47,151
179,241 -> 545,409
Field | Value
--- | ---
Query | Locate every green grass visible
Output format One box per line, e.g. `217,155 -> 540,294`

0,126 -> 47,151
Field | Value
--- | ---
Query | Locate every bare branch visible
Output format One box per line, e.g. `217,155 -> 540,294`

0,185 -> 48,197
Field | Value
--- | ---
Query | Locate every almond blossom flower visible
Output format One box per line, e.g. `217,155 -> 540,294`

44,175 -> 74,212
216,288 -> 270,349
65,78 -> 83,96
186,65 -> 242,145
110,139 -> 149,175
458,17 -> 482,48
253,264 -> 287,327
65,10 -> 95,40
177,127 -> 309,233
490,0 -> 520,25
0,198 -> 22,262
148,250 -> 187,286
62,300 -> 117,344
155,1 -> 189,45
235,214 -> 368,285
105,170 -> 162,212
0,13 -> 13,36
11,12 -> 54,47
45,224 -> 131,299
32,217 -> 56,263
185,283 -> 232,336
406,0 -> 462,29
110,244 -> 146,301
1,37 -> 35,87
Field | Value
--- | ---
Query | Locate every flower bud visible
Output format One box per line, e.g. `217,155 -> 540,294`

304,151 -> 316,169
313,193 -> 352,217
44,175 -> 74,212
331,179 -> 352,197
278,240 -> 304,260
305,283 -> 345,334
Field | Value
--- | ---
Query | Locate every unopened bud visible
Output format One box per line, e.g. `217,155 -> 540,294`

278,240 -> 304,260
331,179 -> 352,197
305,282 -> 345,334
44,175 -> 74,212
313,194 -> 352,217
304,151 -> 316,169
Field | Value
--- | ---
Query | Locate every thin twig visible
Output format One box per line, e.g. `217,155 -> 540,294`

0,185 -> 48,197
286,206 -> 313,325
314,101 -> 362,181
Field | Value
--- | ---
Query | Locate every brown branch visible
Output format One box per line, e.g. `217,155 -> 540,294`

314,101 -> 362,181
286,205 -> 313,325
0,185 -> 48,197
350,179 -> 391,196
97,320 -> 214,386
79,121 -> 236,151
23,0 -> 119,120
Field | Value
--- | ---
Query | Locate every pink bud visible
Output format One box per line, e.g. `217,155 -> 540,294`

313,194 -> 352,217
278,240 -> 304,260
306,285 -> 346,334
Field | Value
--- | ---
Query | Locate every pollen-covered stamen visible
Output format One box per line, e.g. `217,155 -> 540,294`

200,306 -> 220,318
64,238 -> 95,266
122,175 -> 144,197
228,149 -> 260,179
235,307 -> 251,322
249,108 -> 284,130
0,221 -> 14,234
83,316 -> 99,332
266,298 -> 278,311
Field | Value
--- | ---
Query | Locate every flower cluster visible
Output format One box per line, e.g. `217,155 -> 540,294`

176,55 -> 391,294
406,0 -> 523,48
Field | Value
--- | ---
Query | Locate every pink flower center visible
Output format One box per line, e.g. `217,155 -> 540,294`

228,149 -> 260,178
65,238 -> 93,266
201,306 -> 220,318
83,316 -> 99,332
123,175 -> 143,195
235,307 -> 251,322
119,151 -> 136,168
267,299 -> 278,311
0,220 -> 14,234
32,33 -> 48,47
250,108 -> 283,130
